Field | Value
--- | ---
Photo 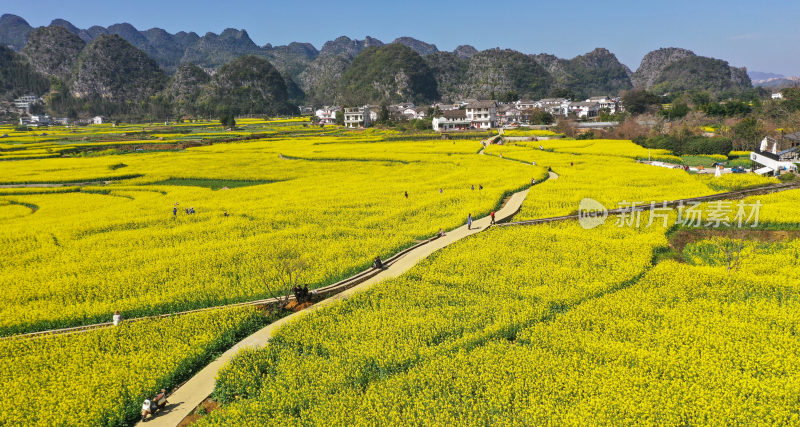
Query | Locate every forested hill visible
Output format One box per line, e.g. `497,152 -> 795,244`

0,13 -> 752,117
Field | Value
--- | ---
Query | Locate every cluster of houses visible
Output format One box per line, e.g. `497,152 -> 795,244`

311,104 -> 430,128
17,114 -> 105,127
308,95 -> 621,131
12,95 -> 108,127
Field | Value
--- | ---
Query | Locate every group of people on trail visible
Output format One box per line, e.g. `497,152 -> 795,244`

172,203 -> 196,216
292,285 -> 311,303
466,210 -> 496,231
141,389 -> 168,421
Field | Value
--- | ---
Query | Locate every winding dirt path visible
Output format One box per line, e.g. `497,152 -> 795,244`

141,185 -> 534,427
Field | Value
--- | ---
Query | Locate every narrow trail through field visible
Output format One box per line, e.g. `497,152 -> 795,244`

140,183 -> 535,427
141,176 -> 799,427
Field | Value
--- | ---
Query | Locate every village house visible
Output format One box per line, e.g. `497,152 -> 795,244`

537,98 -> 571,117
752,134 -> 800,175
343,106 -> 373,128
586,96 -> 618,114
13,95 -> 41,112
91,116 -> 105,125
497,104 -> 522,125
516,99 -> 537,110
569,101 -> 602,118
432,109 -> 470,131
315,106 -> 340,124
760,133 -> 800,157
772,92 -> 784,100
465,101 -> 497,129
298,106 -> 314,115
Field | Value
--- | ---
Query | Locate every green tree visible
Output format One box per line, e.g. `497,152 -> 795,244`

335,110 -> 344,125
524,108 -> 553,125
622,89 -> 661,114
500,91 -> 519,102
732,117 -> 763,151
219,113 -> 236,129
658,102 -> 690,120
689,91 -> 711,106
378,104 -> 390,123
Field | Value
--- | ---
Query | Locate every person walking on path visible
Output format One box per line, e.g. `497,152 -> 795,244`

467,214 -> 473,230
112,310 -> 121,326
490,211 -> 495,224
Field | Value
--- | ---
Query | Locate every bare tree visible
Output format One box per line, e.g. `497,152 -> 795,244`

555,119 -> 578,138
713,232 -> 751,273
259,248 -> 309,311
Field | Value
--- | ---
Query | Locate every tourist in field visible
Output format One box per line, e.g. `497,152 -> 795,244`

223,210 -> 229,217
490,211 -> 496,224
439,188 -> 443,194
438,228 -> 445,237
373,256 -> 384,269
172,206 -> 177,216
112,310 -> 121,326
141,399 -> 152,421
467,214 -> 473,230
404,191 -> 408,199
471,185 -> 474,191
479,184 -> 483,190
531,178 -> 537,185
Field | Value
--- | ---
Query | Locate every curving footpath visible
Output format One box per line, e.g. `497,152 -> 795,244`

141,185 -> 534,427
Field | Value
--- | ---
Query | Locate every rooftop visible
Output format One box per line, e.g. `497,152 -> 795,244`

465,100 -> 497,109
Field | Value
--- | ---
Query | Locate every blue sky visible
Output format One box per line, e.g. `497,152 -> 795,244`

6,0 -> 799,75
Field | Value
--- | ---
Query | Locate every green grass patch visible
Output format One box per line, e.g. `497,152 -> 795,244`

727,158 -> 753,168
680,155 -> 726,167
150,178 -> 283,190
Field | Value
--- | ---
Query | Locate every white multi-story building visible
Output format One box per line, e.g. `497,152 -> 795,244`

432,109 -> 470,131
772,92 -> 784,100
343,106 -> 372,128
315,106 -> 340,124
569,101 -> 602,118
465,101 -> 497,129
13,95 -> 41,111
30,115 -> 52,125
536,98 -> 571,117
586,96 -> 618,114
516,99 -> 537,110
